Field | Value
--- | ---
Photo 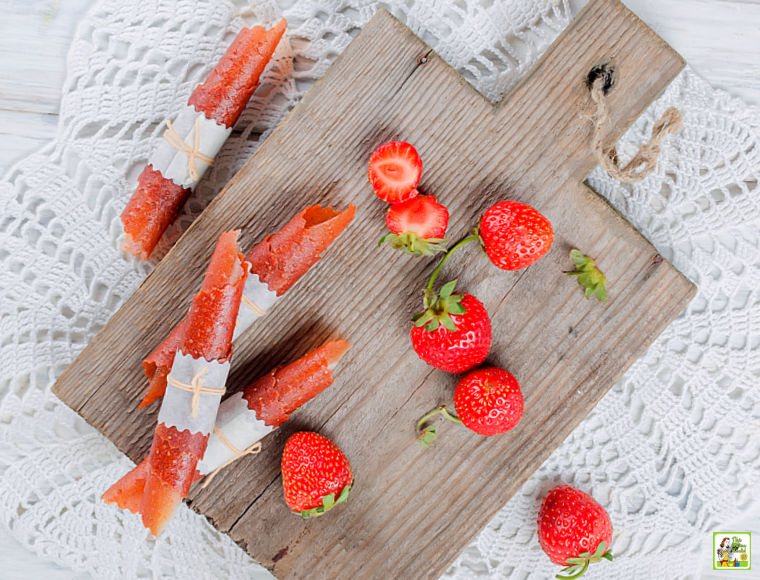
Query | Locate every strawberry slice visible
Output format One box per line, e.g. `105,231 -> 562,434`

381,194 -> 449,255
368,141 -> 422,203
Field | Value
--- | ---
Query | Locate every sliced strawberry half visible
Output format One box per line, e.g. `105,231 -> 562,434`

368,141 -> 422,203
380,194 -> 449,256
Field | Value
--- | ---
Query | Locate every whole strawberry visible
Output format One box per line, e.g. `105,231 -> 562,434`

381,193 -> 449,256
368,141 -> 422,203
282,432 -> 353,518
479,200 -> 553,270
454,367 -> 523,435
538,485 -> 613,578
411,280 -> 491,373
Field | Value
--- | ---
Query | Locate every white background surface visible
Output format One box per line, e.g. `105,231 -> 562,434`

1,0 -> 759,176
0,0 -> 758,578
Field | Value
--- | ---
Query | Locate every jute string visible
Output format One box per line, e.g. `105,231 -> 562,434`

241,294 -> 267,316
163,117 -> 215,181
201,425 -> 263,488
166,366 -> 225,418
590,77 -> 683,183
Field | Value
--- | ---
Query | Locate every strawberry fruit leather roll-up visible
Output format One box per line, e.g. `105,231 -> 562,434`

103,230 -> 247,536
137,203 -> 356,409
244,340 -> 350,427
197,340 -> 351,477
120,19 -> 287,259
121,166 -> 193,258
187,19 -> 287,128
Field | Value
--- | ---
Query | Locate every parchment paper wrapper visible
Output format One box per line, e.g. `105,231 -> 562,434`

196,392 -> 274,475
148,104 -> 232,189
232,273 -> 279,342
158,352 -> 229,436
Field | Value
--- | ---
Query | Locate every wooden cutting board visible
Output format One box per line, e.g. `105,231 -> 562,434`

52,1 -> 695,578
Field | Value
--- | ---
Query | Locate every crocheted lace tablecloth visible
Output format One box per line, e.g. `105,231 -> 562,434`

0,0 -> 758,578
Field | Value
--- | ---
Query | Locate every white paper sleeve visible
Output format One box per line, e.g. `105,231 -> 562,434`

157,352 -> 229,436
148,104 -> 233,189
231,273 -> 279,342
196,392 -> 275,475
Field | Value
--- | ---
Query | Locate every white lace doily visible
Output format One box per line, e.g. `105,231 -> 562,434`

1,0 -> 758,578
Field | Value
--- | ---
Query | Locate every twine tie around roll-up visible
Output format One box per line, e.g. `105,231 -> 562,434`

166,366 -> 225,418
241,294 -> 267,316
163,117 -> 215,181
201,425 -> 263,488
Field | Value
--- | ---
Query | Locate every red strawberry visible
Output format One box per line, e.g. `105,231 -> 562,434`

416,366 -> 522,446
381,194 -> 449,255
479,201 -> 553,270
368,141 -> 422,203
454,367 -> 523,436
411,281 -> 491,373
538,485 -> 614,578
281,432 -> 353,518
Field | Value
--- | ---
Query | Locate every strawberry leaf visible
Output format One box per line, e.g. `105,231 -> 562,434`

418,425 -> 437,447
322,493 -> 336,509
380,231 -> 448,257
298,485 -> 352,519
335,484 -> 351,505
555,541 -> 612,579
565,249 -> 607,302
440,313 -> 457,332
413,310 -> 435,327
378,233 -> 397,247
591,542 -> 606,558
439,279 -> 457,299
556,560 -> 589,580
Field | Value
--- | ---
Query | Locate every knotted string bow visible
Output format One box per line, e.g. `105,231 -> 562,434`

163,117 -> 215,181
201,425 -> 263,488
166,366 -> 225,418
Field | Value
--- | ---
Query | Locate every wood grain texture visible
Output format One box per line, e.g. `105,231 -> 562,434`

52,1 -> 694,578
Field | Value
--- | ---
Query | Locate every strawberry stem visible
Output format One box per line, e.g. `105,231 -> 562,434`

416,405 -> 462,429
416,405 -> 462,447
427,235 -> 479,292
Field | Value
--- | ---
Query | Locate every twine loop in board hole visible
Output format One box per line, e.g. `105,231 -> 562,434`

587,63 -> 683,184
201,425 -> 263,488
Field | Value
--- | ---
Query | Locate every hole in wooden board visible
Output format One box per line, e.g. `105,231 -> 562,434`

586,62 -> 617,94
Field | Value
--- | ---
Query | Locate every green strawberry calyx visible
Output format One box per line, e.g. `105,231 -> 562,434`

379,231 -> 448,256
416,405 -> 462,447
412,233 -> 481,332
412,280 -> 467,332
564,249 -> 607,302
297,484 -> 352,519
556,541 -> 613,580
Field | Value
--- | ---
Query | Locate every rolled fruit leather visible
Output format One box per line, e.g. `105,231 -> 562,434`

120,19 -> 287,259
102,340 -> 350,506
138,203 -> 355,409
102,230 -> 247,536
198,339 -> 351,478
